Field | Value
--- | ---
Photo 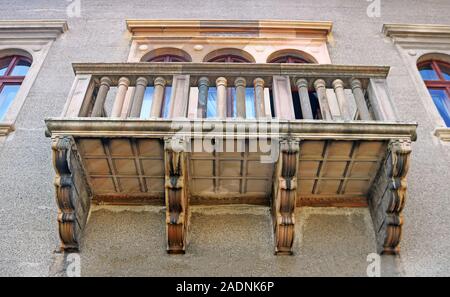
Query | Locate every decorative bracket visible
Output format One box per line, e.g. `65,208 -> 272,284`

272,139 -> 300,255
52,136 -> 91,251
369,139 -> 412,254
164,137 -> 190,254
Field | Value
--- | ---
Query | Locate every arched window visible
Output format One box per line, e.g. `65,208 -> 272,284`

418,59 -> 450,126
267,50 -> 320,119
139,48 -> 191,119
267,49 -> 317,64
0,55 -> 32,120
146,54 -> 190,62
204,49 -> 255,118
207,54 -> 251,63
268,55 -> 310,64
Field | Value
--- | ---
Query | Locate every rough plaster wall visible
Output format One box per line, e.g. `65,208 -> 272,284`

0,0 -> 449,276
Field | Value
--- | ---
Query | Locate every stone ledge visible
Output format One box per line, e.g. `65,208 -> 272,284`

434,127 -> 450,142
0,122 -> 14,136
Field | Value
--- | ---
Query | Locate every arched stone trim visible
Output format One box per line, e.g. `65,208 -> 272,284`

267,49 -> 317,64
203,48 -> 255,63
140,47 -> 192,62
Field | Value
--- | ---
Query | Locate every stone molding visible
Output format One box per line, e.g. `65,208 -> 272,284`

0,20 -> 68,137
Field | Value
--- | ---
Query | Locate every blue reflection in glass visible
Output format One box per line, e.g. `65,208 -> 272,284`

207,87 -> 217,118
11,60 -> 31,76
419,66 -> 439,80
139,87 -> 155,119
245,87 -> 255,119
429,89 -> 450,127
0,85 -> 20,120
162,86 -> 172,118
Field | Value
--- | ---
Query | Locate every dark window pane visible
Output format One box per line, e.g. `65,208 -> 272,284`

0,57 -> 12,76
0,84 -> 20,120
439,64 -> 450,81
0,66 -> 7,76
429,89 -> 450,127
419,66 -> 439,80
10,59 -> 31,76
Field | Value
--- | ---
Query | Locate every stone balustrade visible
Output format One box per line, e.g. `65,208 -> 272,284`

60,62 -> 397,122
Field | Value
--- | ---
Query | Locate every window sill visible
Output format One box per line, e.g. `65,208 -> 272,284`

0,122 -> 14,136
434,127 -> 450,141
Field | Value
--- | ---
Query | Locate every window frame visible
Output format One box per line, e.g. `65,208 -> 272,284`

418,60 -> 450,127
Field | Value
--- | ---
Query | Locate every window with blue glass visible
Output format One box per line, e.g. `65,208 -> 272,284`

0,55 -> 32,120
418,60 -> 450,127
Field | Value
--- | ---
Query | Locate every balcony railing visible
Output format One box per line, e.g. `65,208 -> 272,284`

45,63 -> 416,255
54,62 -> 400,122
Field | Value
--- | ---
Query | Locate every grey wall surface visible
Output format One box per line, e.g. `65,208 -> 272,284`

0,0 -> 449,276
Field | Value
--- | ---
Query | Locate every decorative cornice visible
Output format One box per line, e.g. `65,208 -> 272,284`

71,62 -> 390,80
382,23 -> 450,48
0,20 -> 68,42
434,127 -> 450,142
126,19 -> 332,36
45,118 -> 417,141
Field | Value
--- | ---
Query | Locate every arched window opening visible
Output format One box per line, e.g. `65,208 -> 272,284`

268,55 -> 310,64
418,59 -> 450,126
207,54 -> 251,63
205,50 -> 256,119
0,55 -> 32,120
267,51 -> 320,120
147,54 -> 190,63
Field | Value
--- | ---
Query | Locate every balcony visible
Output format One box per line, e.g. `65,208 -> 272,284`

45,62 -> 416,255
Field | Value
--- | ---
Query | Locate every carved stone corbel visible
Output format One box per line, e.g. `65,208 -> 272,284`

164,137 -> 189,254
369,139 -> 412,254
272,139 -> 300,255
52,136 -> 91,251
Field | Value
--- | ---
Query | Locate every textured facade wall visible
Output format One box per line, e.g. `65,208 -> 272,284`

0,0 -> 449,276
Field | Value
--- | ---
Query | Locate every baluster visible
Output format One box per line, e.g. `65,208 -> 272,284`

332,79 -> 351,120
129,77 -> 149,118
111,77 -> 130,118
216,77 -> 227,118
351,79 -> 372,120
295,78 -> 313,119
235,77 -> 246,118
149,77 -> 166,118
91,76 -> 112,117
197,77 -> 209,118
253,78 -> 266,119
313,79 -> 332,120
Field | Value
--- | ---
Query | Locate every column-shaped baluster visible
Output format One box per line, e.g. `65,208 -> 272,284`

129,77 -> 149,118
216,77 -> 227,118
351,79 -> 372,120
111,77 -> 130,118
149,77 -> 167,118
313,79 -> 332,120
253,78 -> 266,119
332,79 -> 351,120
295,78 -> 313,119
235,77 -> 246,118
91,77 -> 112,117
197,77 -> 209,118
